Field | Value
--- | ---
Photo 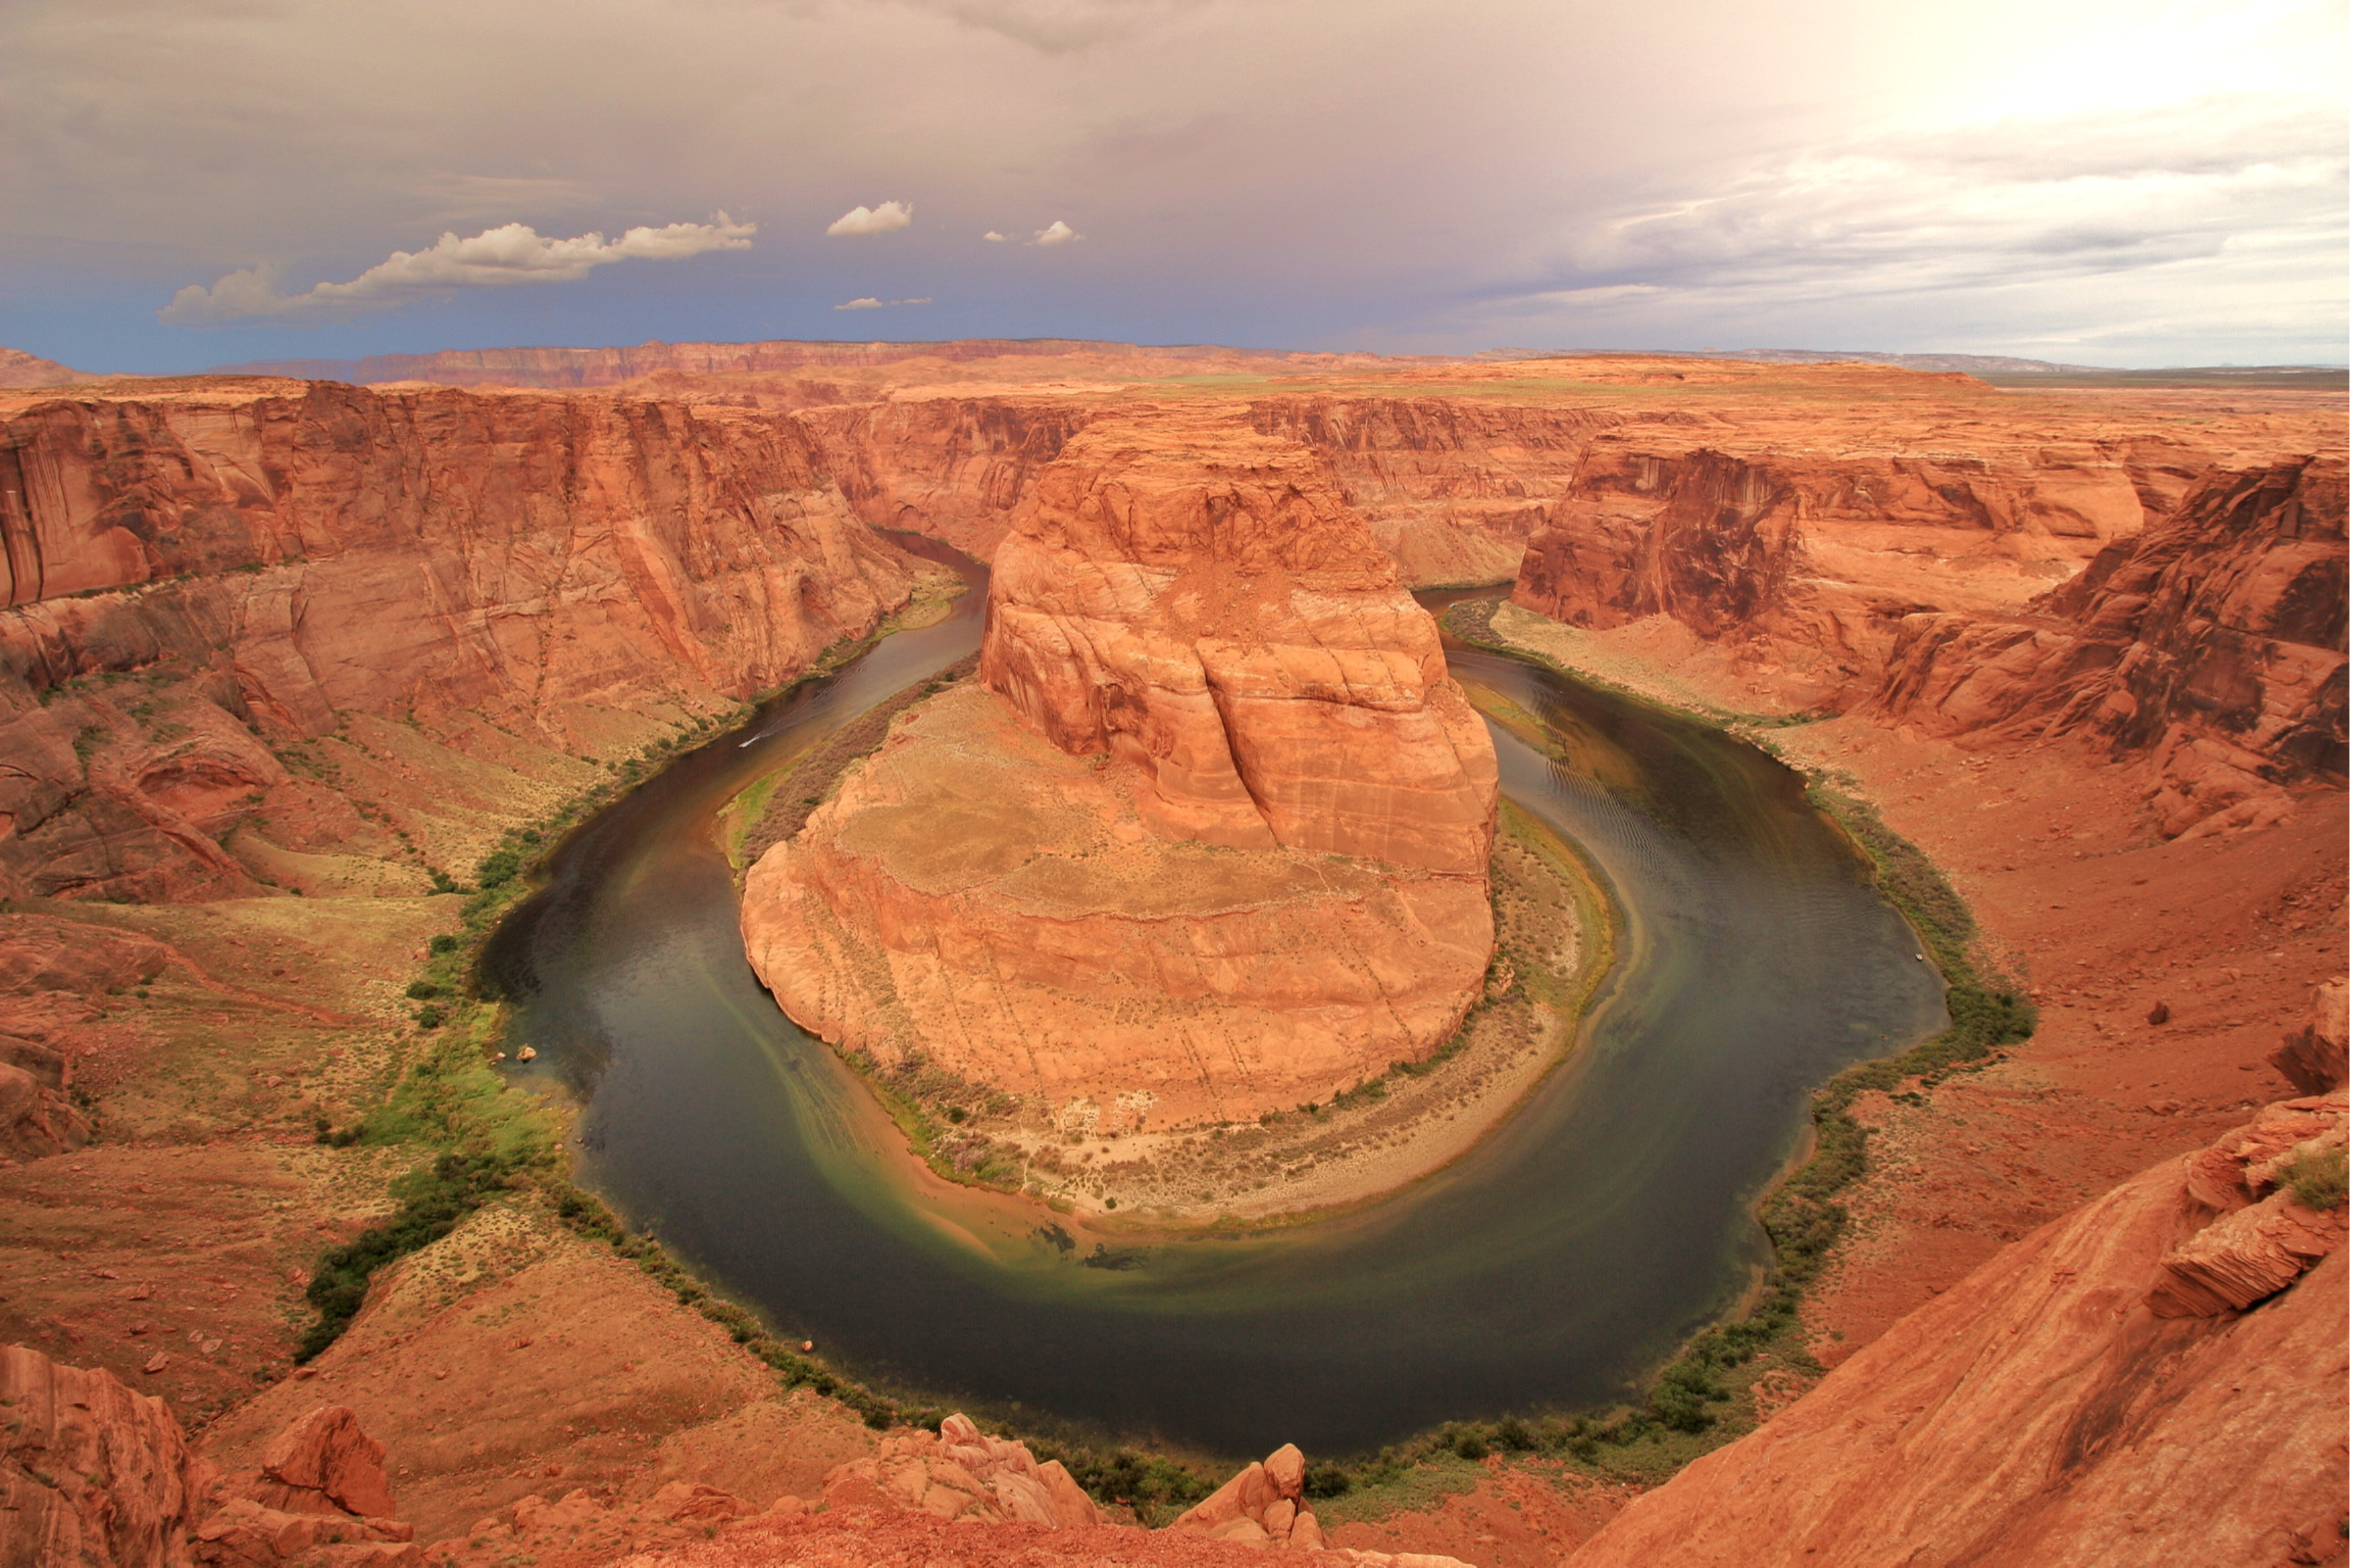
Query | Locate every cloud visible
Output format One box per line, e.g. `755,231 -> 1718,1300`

1030,220 -> 1080,246
158,214 -> 756,325
982,231 -> 1007,242
834,296 -> 933,309
826,201 -> 913,236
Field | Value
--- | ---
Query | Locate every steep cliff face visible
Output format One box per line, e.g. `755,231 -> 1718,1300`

0,1342 -> 207,1568
797,397 -> 1097,561
1247,397 -> 1636,587
981,415 -> 1497,871
1872,459 -> 2348,837
744,415 -> 1497,1127
1566,1095 -> 2349,1568
0,380 -> 916,900
1509,444 -> 2149,704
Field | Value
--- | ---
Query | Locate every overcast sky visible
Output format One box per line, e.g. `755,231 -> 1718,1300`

4,0 -> 2344,371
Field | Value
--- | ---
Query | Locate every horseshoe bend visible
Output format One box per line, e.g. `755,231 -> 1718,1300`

0,345 -> 2342,1567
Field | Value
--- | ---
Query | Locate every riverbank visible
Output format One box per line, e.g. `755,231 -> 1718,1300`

721,673 -> 1618,1229
1446,596 -> 2346,1374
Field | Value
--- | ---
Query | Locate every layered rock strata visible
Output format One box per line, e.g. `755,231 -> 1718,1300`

1510,444 -> 2149,706
0,1342 -> 206,1568
1564,1096 -> 2349,1567
744,417 -> 1497,1126
0,380 -> 917,901
1871,458 -> 2348,837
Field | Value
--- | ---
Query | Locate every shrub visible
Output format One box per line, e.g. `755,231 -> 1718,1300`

428,933 -> 458,954
2284,1143 -> 2348,1211
474,845 -> 522,889
297,1153 -> 514,1359
405,981 -> 442,1001
1451,1430 -> 1489,1460
413,1004 -> 446,1030
1303,1463 -> 1353,1499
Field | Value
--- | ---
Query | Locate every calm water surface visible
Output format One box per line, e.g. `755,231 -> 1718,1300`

481,557 -> 1946,1457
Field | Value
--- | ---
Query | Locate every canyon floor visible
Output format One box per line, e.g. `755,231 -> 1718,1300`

0,343 -> 2342,1567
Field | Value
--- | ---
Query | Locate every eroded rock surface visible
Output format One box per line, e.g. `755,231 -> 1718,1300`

0,1342 -> 206,1568
1564,1097 -> 2350,1567
0,380 -> 918,901
1872,458 -> 2348,837
745,416 -> 1497,1126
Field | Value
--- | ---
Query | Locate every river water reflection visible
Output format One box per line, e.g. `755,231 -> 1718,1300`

481,556 -> 1946,1457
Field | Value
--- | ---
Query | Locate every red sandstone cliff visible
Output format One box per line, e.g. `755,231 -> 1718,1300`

0,380 -> 918,901
743,415 -> 1497,1127
1509,443 -> 2149,704
1871,458 -> 2348,837
981,415 -> 1496,870
1565,1094 -> 2349,1567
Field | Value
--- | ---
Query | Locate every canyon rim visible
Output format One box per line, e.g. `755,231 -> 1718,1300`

0,341 -> 2340,1568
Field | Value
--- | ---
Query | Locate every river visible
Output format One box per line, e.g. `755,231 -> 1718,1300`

480,550 -> 1946,1458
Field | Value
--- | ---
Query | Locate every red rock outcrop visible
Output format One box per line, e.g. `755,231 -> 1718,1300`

0,1342 -> 207,1568
744,417 -> 1497,1126
1871,458 -> 2348,836
0,379 -> 918,901
818,1413 -> 1100,1529
1564,1096 -> 2349,1567
1510,444 -> 2149,706
981,415 -> 1495,871
194,1405 -> 417,1567
1166,1442 -> 1326,1551
2272,979 -> 2349,1094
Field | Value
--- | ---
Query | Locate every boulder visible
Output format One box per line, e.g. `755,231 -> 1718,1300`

1168,1440 -> 1326,1551
817,1413 -> 1100,1530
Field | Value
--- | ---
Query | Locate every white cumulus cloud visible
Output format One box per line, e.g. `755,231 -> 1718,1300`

982,230 -> 1007,242
826,200 -> 913,236
159,214 -> 755,324
1030,220 -> 1080,246
834,296 -> 885,310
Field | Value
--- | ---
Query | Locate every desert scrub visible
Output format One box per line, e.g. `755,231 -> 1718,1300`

2283,1142 -> 2348,1210
296,1151 -> 524,1360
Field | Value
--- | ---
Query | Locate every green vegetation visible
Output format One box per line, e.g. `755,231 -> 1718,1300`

298,1152 -> 520,1360
2283,1142 -> 2348,1211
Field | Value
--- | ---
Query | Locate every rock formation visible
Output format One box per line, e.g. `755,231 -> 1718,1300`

2272,979 -> 2348,1095
980,415 -> 1496,870
1166,1441 -> 1326,1551
0,1342 -> 206,1568
1564,1096 -> 2349,1567
744,416 -> 1497,1126
0,379 -> 919,901
194,1404 -> 418,1566
817,1413 -> 1100,1528
1511,444 -> 2148,706
1872,458 -> 2348,837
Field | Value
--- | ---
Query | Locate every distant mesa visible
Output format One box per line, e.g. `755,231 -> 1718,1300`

0,347 -> 89,389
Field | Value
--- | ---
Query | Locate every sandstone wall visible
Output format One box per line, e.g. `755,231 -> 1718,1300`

1509,444 -> 2149,706
0,381 -> 917,900
980,414 -> 1497,873
1871,458 -> 2348,836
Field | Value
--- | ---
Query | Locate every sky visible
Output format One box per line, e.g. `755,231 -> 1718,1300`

3,0 -> 2344,372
